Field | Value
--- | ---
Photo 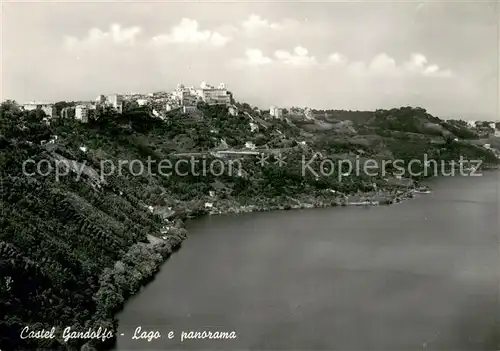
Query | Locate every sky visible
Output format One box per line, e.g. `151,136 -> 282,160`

1,0 -> 499,120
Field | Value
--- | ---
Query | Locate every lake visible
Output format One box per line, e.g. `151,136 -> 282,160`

116,171 -> 499,350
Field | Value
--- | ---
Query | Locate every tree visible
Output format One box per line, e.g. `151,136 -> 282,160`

54,101 -> 75,116
123,100 -> 139,112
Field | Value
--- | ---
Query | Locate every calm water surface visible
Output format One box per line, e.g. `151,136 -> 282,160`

116,172 -> 499,350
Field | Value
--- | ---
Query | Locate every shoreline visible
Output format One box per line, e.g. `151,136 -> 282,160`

83,167 -> 500,350
85,185 -> 423,350
111,171 -> 500,351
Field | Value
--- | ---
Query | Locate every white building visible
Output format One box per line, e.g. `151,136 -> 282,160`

200,81 -> 214,89
172,89 -> 199,107
196,82 -> 231,105
304,107 -> 314,120
96,95 -> 106,104
22,102 -> 57,118
75,105 -> 94,123
171,82 -> 231,106
22,102 -> 41,112
166,103 -> 180,111
198,88 -> 231,105
42,105 -> 57,118
60,106 -> 74,119
269,106 -> 283,119
137,99 -> 148,106
228,105 -> 239,116
182,106 -> 198,113
245,141 -> 257,150
467,120 -> 476,128
105,94 -> 123,113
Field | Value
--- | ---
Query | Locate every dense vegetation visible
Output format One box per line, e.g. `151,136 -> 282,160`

1,100 -> 498,350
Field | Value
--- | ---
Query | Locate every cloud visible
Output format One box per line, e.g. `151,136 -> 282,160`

232,49 -> 274,68
234,48 -> 450,78
404,53 -> 427,71
150,18 -> 231,47
274,46 -> 317,66
64,23 -> 142,49
234,46 -> 317,68
368,53 -> 397,73
330,52 -> 451,78
241,14 -> 299,36
242,14 -> 279,33
243,49 -> 273,66
403,53 -> 452,77
424,65 -> 439,74
328,52 -> 348,64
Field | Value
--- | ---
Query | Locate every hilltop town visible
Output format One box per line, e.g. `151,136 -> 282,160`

17,80 -> 500,144
22,81 -> 235,123
17,81 -> 500,159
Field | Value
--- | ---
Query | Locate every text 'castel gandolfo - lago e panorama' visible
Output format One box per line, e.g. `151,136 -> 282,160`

19,325 -> 237,344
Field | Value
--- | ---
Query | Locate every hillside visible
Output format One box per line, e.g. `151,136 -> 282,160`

1,100 -> 498,350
